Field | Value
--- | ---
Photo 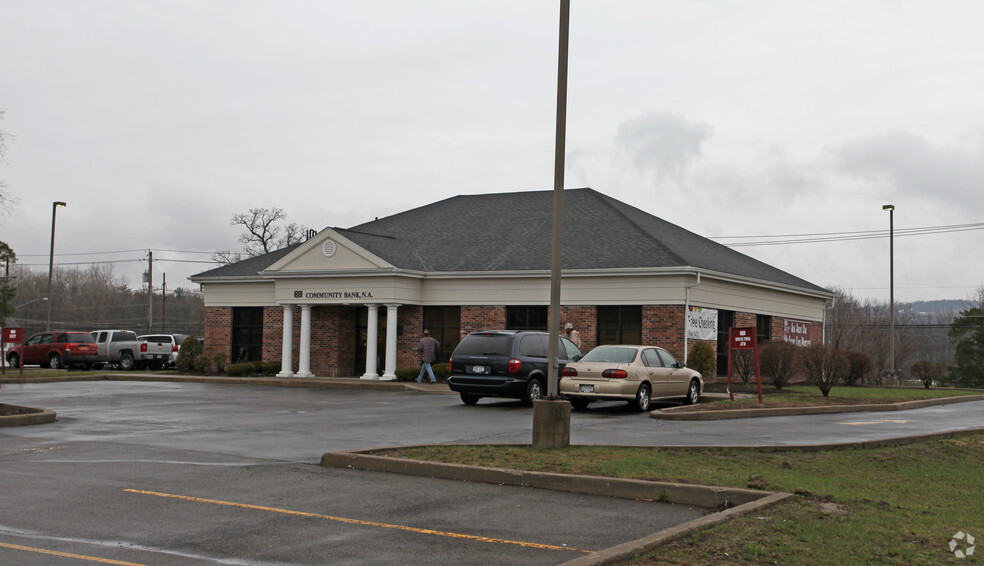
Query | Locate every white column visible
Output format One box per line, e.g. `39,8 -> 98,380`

380,303 -> 399,380
361,304 -> 379,380
276,304 -> 294,377
296,304 -> 314,377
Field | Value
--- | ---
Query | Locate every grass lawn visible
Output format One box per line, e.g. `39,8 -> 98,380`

686,383 -> 984,411
383,386 -> 984,565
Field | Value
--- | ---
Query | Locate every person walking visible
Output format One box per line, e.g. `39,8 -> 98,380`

415,330 -> 440,384
564,323 -> 582,350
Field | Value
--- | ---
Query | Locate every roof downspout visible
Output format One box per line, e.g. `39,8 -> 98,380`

823,294 -> 837,346
683,271 -> 702,363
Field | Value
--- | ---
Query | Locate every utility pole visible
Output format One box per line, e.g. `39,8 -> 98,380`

147,250 -> 153,334
161,273 -> 166,332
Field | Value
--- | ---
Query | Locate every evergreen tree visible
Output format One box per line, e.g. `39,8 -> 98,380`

948,307 -> 984,387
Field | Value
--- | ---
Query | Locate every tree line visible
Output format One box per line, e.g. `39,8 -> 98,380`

3,264 -> 204,337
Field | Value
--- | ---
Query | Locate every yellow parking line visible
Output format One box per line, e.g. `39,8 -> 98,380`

0,541 -> 149,566
126,489 -> 590,554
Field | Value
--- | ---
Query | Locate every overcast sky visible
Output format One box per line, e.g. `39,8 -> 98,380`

2,1 -> 983,303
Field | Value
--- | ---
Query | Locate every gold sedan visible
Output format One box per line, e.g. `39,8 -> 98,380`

559,345 -> 703,411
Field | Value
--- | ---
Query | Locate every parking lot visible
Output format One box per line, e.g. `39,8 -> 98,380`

3,380 -> 984,565
1,381 -> 709,565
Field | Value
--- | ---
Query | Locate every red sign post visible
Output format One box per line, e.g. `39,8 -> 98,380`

727,327 -> 762,404
2,327 -> 26,376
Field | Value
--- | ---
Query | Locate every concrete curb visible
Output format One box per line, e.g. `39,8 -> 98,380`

321,446 -> 794,566
0,406 -> 57,427
652,393 -> 984,420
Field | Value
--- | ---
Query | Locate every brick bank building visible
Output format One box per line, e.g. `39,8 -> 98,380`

191,189 -> 832,379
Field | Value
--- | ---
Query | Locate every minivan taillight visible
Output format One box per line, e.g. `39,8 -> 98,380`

602,369 -> 629,379
448,359 -> 453,372
562,366 -> 578,377
508,358 -> 522,373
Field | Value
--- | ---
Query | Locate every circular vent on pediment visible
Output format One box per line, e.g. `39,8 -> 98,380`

321,239 -> 337,258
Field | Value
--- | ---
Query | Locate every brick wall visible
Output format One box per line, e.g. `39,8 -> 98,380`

460,306 -> 507,337
642,305 -> 687,360
203,306 -> 232,361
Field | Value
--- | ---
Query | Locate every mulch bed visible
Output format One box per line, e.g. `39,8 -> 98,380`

0,403 -> 41,416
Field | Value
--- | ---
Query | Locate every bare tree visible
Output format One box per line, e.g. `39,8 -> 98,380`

213,208 -> 309,264
0,110 -> 18,217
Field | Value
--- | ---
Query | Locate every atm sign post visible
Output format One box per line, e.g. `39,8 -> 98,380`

727,327 -> 763,404
2,327 -> 26,376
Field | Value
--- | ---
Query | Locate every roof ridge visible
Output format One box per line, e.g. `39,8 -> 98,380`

587,192 -> 689,265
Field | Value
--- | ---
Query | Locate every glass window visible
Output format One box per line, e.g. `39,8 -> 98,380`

561,337 -> 582,361
757,315 -> 772,344
715,310 -> 735,377
596,306 -> 642,344
506,306 -> 548,331
519,334 -> 548,358
422,306 -> 461,363
642,348 -> 661,367
232,307 -> 264,364
657,348 -> 680,368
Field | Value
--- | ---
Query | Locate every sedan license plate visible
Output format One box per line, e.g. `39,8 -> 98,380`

471,365 -> 486,374
579,384 -> 594,393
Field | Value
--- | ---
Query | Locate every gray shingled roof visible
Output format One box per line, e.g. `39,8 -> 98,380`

192,188 -> 828,294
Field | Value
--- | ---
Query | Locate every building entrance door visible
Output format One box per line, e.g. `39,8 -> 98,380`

355,307 -> 387,376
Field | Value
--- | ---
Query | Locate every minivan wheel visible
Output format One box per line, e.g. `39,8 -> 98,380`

460,393 -> 480,405
7,353 -> 20,369
522,378 -> 544,406
632,383 -> 651,412
47,354 -> 63,370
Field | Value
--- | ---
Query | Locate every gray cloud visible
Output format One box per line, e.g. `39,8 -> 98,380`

614,112 -> 713,180
833,129 -> 984,205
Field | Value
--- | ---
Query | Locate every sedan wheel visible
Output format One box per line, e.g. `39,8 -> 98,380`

523,378 -> 544,406
632,383 -> 651,412
684,380 -> 700,405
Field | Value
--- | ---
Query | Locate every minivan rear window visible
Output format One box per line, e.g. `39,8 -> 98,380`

453,334 -> 512,356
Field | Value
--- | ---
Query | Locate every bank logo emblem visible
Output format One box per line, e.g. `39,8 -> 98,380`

294,290 -> 303,299
949,531 -> 975,559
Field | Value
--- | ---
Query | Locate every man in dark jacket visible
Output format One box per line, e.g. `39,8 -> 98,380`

415,330 -> 440,383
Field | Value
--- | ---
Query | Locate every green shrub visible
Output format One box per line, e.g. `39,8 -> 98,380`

193,353 -> 212,373
432,363 -> 450,380
759,341 -> 799,391
226,363 -> 252,377
687,341 -> 716,379
395,367 -> 419,381
261,361 -> 281,375
175,335 -> 203,373
844,351 -> 873,386
211,352 -> 227,374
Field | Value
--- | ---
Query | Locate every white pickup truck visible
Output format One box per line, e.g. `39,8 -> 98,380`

89,330 -> 173,371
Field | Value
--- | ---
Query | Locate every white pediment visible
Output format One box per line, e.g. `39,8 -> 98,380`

262,229 -> 393,274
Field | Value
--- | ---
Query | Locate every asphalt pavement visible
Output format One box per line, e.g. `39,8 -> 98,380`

2,377 -> 983,565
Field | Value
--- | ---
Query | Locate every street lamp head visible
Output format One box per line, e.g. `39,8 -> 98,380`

54,201 -> 67,208
882,204 -> 895,211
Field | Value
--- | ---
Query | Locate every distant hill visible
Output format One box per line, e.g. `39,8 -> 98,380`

906,299 -> 972,315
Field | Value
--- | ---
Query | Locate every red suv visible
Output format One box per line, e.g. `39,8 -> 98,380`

6,331 -> 99,370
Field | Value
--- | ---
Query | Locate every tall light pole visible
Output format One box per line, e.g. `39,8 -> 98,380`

883,204 -> 895,375
46,201 -> 67,330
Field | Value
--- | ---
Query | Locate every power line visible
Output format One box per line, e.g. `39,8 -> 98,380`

712,222 -> 984,247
